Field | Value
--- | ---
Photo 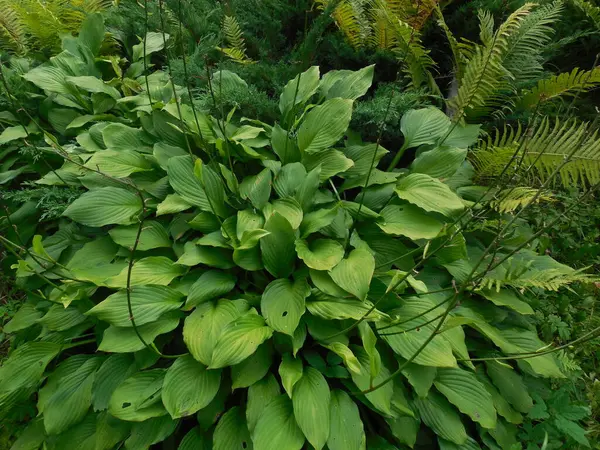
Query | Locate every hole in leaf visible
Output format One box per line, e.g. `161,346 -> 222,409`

122,402 -> 131,408
242,442 -> 247,449
282,311 -> 288,317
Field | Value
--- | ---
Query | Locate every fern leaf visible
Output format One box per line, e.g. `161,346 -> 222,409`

517,67 -> 600,110
492,187 -> 554,213
572,0 -> 600,29
0,0 -> 29,55
472,117 -> 600,188
218,15 -> 253,64
434,5 -> 465,80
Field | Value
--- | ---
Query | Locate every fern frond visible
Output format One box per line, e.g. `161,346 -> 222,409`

218,15 -> 253,64
434,5 -> 465,80
492,187 -> 554,213
472,117 -> 600,188
517,67 -> 600,110
572,0 -> 600,28
502,0 -> 563,83
0,0 -> 29,55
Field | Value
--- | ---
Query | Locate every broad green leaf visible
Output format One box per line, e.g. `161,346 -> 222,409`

231,343 -> 272,389
246,374 -> 281,432
99,312 -> 180,353
477,288 -> 534,315
295,166 -> 321,211
87,285 -> 184,327
476,371 -> 523,425
297,98 -> 353,154
274,163 -> 306,198
306,293 -> 386,322
438,437 -> 482,450
156,194 -> 193,216
105,257 -> 185,287
102,123 -> 146,152
402,363 -> 436,398
189,211 -> 221,233
434,367 -> 497,429
264,198 -> 303,230
162,355 -> 221,418
279,353 -> 303,399
414,392 -> 468,445
240,168 -> 272,210
261,278 -> 310,336
67,76 -> 120,99
322,342 -> 361,374
323,65 -> 374,100
108,369 -> 167,421
167,156 -> 210,210
328,389 -> 365,450
237,209 -> 265,239
209,312 -> 273,369
185,270 -> 237,309
178,427 -> 211,450
234,246 -> 264,271
358,321 -> 381,381
310,269 -> 352,298
302,149 -> 354,181
387,416 -> 419,449
395,173 -> 465,217
292,367 -> 330,450
300,206 -> 339,238
125,415 -> 178,449
329,249 -> 375,301
213,406 -> 253,450
351,347 -> 393,416
63,187 -> 141,227
38,356 -> 89,415
78,13 -> 104,54
252,395 -> 305,450
51,411 -> 130,450
109,221 -> 171,251
132,31 -> 169,60
485,361 -> 533,414
183,299 -> 250,365
3,303 -> 43,333
260,212 -> 296,278
340,201 -> 379,220
92,354 -> 137,411
401,108 -> 451,149
272,124 -> 301,164
295,239 -> 344,270
377,204 -> 443,240
0,125 -> 28,145
8,419 -> 45,450
280,66 -> 320,117
44,357 -> 103,435
176,242 -> 235,269
23,65 -> 70,95
37,304 -> 87,331
411,147 -> 467,179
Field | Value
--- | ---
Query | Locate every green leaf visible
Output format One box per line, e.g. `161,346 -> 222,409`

0,125 -> 28,145
263,199 -> 302,232
87,285 -> 183,327
300,206 -> 339,238
23,65 -> 70,95
209,312 -> 273,369
231,343 -> 272,389
67,76 -> 121,99
125,415 -> 178,449
292,366 -> 330,450
350,347 -> 393,416
279,353 -> 303,399
92,354 -> 137,411
260,212 -> 296,278
9,419 -> 45,450
167,156 -> 210,210
185,270 -> 237,309
323,65 -> 374,100
402,363 -> 436,398
485,361 -> 533,414
377,204 -> 444,240
329,249 -> 375,301
476,372 -> 523,425
387,416 -> 419,449
295,166 -> 321,211
401,108 -> 451,149
261,278 -> 310,336
99,312 -> 180,353
434,367 -> 497,429
213,406 -> 253,450
302,149 -> 354,181
477,288 -> 534,315
178,427 -> 211,450
280,66 -> 320,117
322,342 -> 361,374
297,98 -> 353,154
253,395 -> 305,450
133,32 -> 169,60
411,147 -> 467,179
38,304 -> 87,331
109,221 -> 171,251
395,173 -> 465,217
44,357 -> 103,435
63,187 -> 141,227
306,293 -> 386,322
414,392 -> 468,445
176,242 -> 235,269
240,168 -> 272,210
327,389 -> 365,450
342,143 -> 388,179
554,416 -> 590,447
78,13 -> 104,54
108,369 -> 167,421
272,125 -> 301,164
358,321 -> 381,381
246,374 -> 281,432
183,299 -> 250,366
102,123 -> 146,152
4,303 -> 43,334
295,239 -> 344,271
157,194 -> 193,216
106,257 -> 185,287
162,355 -> 221,418
274,163 -> 306,198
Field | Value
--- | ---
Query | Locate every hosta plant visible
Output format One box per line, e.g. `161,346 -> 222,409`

1,15 -> 596,450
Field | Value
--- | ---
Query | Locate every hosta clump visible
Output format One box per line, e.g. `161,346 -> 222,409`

0,16 -> 594,450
